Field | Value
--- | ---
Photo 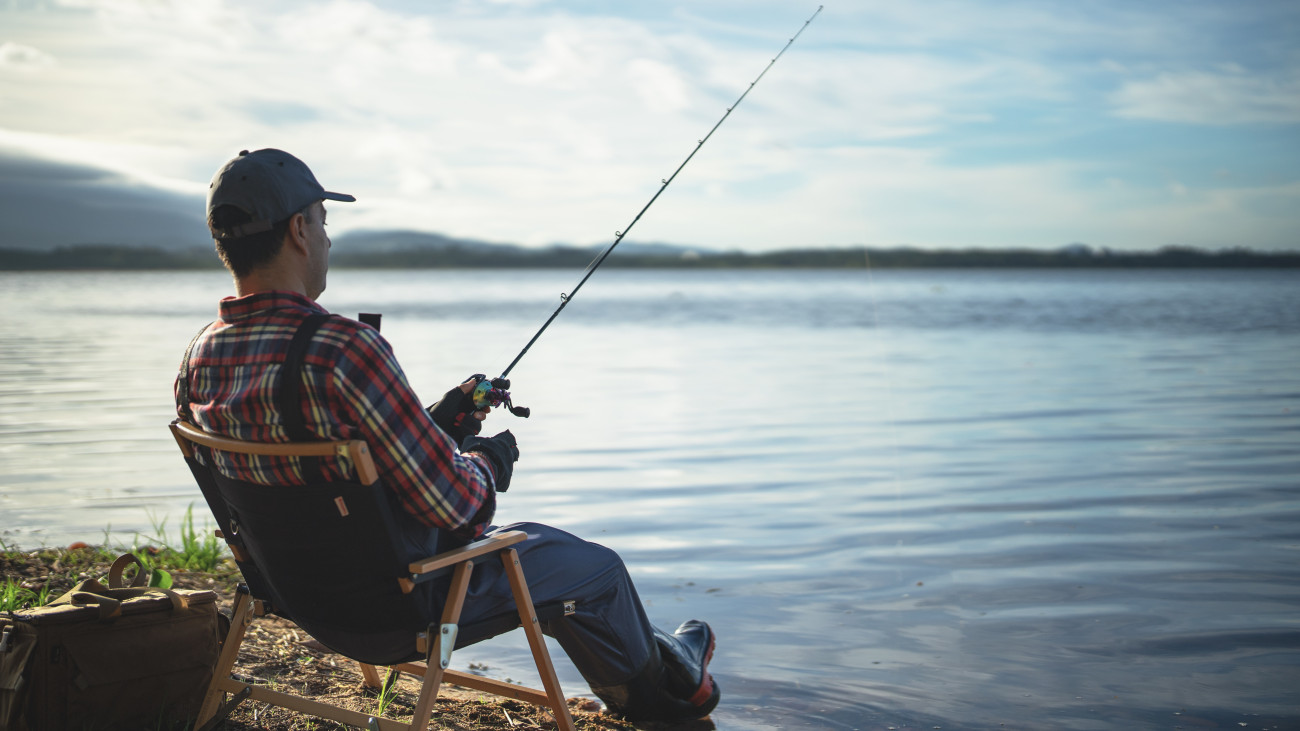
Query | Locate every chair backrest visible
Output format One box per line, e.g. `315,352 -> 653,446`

170,420 -> 428,665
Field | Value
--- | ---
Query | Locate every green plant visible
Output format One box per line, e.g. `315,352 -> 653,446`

174,504 -> 224,570
128,505 -> 227,573
1,577 -> 50,612
375,672 -> 401,717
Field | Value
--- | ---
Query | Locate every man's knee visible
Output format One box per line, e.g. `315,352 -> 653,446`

493,522 -> 635,606
502,522 -> 625,569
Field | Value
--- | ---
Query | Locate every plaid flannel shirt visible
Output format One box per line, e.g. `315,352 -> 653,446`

175,290 -> 496,537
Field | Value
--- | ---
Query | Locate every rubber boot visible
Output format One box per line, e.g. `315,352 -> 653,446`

592,620 -> 720,722
655,620 -> 719,713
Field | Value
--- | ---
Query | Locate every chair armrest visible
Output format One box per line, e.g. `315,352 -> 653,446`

408,530 -> 527,575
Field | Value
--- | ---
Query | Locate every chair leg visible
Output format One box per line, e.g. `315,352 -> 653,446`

196,588 -> 255,727
196,554 -> 576,730
358,662 -> 384,689
407,560 -> 474,730
501,548 -> 576,731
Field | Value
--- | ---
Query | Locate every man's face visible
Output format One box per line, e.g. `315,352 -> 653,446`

303,201 -> 331,299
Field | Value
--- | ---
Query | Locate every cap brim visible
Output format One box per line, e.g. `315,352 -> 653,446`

323,191 -> 356,202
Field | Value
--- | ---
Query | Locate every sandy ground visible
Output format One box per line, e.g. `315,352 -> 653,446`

2,547 -> 716,731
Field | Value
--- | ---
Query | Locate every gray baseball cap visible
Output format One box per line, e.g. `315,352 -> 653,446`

207,149 -> 355,240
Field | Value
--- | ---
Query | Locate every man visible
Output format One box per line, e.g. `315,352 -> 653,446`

175,148 -> 718,722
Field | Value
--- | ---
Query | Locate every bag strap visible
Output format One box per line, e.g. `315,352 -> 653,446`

49,584 -> 190,619
47,554 -> 190,621
279,313 -> 332,483
49,587 -> 123,620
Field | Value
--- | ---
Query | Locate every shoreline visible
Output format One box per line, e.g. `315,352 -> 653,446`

2,545 -> 704,731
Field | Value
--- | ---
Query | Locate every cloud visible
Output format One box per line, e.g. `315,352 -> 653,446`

0,1 -> 1107,249
626,58 -> 690,114
1,0 -> 1298,252
1111,68 -> 1300,125
1085,180 -> 1300,250
0,42 -> 56,72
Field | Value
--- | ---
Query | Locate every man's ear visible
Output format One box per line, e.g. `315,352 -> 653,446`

284,212 -> 309,254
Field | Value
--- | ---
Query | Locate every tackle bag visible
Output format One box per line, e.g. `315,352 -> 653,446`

0,553 -> 222,731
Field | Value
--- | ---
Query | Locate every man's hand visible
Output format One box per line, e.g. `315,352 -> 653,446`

428,377 -> 491,443
461,430 -> 519,492
456,377 -> 493,423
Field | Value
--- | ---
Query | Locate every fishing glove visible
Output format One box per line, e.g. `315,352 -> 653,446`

427,380 -> 483,443
461,430 -> 519,493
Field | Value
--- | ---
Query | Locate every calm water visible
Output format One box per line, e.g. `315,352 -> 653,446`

2,268 -> 1298,730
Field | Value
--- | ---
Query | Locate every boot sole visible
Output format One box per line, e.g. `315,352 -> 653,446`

686,627 -> 717,707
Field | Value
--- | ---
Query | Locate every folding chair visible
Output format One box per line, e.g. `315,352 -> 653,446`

169,419 -> 577,731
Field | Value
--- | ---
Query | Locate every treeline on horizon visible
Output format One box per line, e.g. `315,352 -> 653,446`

2,243 -> 1299,270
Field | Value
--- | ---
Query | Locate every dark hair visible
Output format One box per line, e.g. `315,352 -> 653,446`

208,205 -> 292,278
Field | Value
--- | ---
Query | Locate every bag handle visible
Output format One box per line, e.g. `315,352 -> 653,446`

47,554 -> 190,620
50,588 -> 123,621
108,553 -> 149,588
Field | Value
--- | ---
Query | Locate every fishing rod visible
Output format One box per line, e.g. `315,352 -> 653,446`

470,5 -> 824,418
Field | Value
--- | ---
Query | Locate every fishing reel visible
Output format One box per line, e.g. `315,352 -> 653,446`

469,374 -> 530,418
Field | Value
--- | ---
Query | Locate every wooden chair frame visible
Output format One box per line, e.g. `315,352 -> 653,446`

170,421 -> 576,731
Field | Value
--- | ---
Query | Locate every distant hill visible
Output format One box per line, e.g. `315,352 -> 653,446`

0,150 -> 208,251
4,153 -> 1296,270
329,230 -> 710,268
325,237 -> 1300,269
334,229 -> 526,255
3,238 -> 1298,271
333,229 -> 704,260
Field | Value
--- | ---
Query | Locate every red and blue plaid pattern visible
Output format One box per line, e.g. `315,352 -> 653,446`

175,290 -> 496,536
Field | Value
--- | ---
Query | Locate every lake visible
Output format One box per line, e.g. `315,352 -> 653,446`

2,268 -> 1298,730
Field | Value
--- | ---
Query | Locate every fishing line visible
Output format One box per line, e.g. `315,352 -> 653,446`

469,5 -> 824,417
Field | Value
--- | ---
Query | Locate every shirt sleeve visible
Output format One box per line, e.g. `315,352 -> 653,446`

326,324 -> 497,537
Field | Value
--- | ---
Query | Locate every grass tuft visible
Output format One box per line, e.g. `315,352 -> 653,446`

1,504 -> 234,612
132,504 -> 226,573
1,577 -> 51,612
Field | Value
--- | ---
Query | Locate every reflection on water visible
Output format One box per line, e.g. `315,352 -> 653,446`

2,269 -> 1298,729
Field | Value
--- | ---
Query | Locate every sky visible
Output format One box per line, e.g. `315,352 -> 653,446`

1,0 -> 1298,253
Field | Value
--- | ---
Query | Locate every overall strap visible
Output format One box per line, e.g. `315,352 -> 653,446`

279,313 -> 332,483
176,322 -> 214,422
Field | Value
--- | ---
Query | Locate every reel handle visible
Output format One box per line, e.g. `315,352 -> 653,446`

471,375 -> 530,418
